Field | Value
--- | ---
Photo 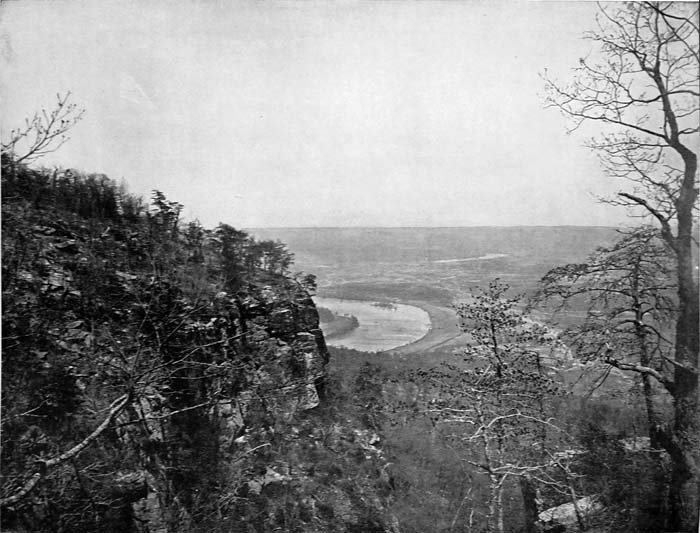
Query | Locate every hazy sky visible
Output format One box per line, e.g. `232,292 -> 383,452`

1,0 -> 630,228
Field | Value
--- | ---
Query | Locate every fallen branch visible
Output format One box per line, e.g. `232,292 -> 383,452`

0,393 -> 130,508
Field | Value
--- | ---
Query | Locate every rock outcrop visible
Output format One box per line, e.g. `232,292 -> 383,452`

2,160 -> 395,532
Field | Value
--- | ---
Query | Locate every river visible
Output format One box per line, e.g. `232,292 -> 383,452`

314,297 -> 432,352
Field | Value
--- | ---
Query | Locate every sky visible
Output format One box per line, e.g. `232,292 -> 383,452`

1,0 -> 632,228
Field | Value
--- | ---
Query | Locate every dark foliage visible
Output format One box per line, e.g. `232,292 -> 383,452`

1,157 -> 394,532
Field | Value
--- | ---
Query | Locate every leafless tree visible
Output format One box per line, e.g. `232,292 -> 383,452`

543,3 -> 698,528
536,227 -> 676,447
1,92 -> 85,165
424,281 -> 580,532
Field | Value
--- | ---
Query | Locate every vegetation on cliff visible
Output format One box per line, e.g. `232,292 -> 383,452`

0,151 -> 398,531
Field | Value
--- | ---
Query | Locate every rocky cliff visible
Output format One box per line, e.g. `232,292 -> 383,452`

1,159 -> 395,532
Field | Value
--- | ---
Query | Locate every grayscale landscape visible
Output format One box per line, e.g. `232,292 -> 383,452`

1,2 -> 698,532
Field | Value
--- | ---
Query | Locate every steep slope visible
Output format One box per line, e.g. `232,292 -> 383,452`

1,158 -> 395,532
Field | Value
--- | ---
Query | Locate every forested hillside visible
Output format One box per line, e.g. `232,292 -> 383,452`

0,155 -> 397,532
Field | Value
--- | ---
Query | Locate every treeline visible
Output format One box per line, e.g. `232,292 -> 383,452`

2,155 -> 296,280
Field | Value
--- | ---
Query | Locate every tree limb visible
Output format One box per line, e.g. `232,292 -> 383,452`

617,192 -> 677,251
603,350 -> 675,395
0,393 -> 130,508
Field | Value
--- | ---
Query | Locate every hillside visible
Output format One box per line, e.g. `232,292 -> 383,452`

0,157 -> 397,532
0,158 -> 684,533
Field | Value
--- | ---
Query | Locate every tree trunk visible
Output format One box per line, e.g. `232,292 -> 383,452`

497,484 -> 505,533
519,476 -> 539,533
487,474 -> 504,533
668,146 -> 699,532
487,475 -> 497,532
632,291 -> 661,449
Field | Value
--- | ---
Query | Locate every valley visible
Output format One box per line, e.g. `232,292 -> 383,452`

251,226 -> 619,359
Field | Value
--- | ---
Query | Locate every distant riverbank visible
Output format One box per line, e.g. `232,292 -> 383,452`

384,300 -> 464,355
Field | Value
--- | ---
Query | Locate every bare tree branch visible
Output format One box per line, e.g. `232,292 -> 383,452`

1,92 -> 85,165
0,393 -> 130,508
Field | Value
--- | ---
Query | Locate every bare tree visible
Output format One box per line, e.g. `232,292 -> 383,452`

543,3 -> 698,528
423,281 -> 580,532
1,92 -> 85,165
536,227 -> 676,448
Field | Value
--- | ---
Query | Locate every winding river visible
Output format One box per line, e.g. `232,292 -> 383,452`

314,297 -> 431,352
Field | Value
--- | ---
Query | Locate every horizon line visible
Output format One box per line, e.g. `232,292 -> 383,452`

245,224 -> 627,230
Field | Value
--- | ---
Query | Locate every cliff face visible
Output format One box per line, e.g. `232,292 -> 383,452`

114,284 -> 332,532
1,161 -> 394,532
